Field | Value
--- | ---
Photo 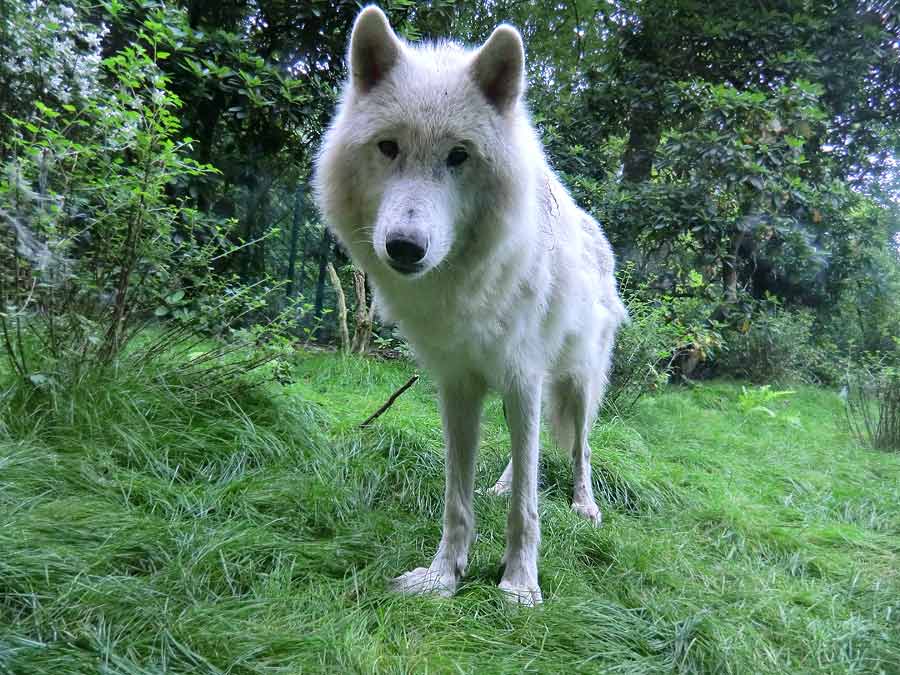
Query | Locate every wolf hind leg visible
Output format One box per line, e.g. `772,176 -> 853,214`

489,382 -> 576,496
552,376 -> 603,526
487,458 -> 513,496
487,400 -> 514,495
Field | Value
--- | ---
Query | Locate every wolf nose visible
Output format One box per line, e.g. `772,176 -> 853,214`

386,235 -> 427,274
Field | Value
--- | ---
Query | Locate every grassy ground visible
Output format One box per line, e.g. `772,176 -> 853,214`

1,351 -> 899,674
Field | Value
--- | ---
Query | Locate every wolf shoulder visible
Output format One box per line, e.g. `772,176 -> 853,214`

541,169 -> 627,324
541,171 -> 616,278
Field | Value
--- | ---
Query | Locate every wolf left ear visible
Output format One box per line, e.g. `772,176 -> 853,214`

349,6 -> 402,94
471,25 -> 525,113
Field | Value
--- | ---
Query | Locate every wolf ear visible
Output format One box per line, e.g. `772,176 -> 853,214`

471,25 -> 525,113
349,6 -> 402,94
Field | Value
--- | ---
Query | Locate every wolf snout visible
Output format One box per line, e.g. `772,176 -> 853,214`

385,232 -> 428,275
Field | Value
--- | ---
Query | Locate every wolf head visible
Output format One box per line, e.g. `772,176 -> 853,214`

314,6 -> 532,280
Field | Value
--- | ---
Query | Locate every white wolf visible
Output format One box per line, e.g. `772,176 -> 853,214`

313,6 -> 627,605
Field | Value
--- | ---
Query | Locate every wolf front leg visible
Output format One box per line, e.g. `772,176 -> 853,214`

499,377 -> 543,606
392,376 -> 485,597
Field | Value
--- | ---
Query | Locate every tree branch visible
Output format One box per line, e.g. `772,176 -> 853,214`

359,374 -> 419,428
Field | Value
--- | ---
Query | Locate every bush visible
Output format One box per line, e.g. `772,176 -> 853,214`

716,306 -> 832,384
1,21 -> 295,389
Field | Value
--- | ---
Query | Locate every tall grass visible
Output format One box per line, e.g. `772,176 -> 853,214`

2,353 -> 899,673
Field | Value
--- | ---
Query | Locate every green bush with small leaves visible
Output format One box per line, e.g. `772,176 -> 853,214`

0,18 -> 296,390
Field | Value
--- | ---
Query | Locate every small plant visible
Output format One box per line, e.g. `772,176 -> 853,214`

845,366 -> 900,452
738,385 -> 795,418
298,305 -> 332,347
718,304 -> 825,384
657,269 -> 726,379
372,325 -> 414,360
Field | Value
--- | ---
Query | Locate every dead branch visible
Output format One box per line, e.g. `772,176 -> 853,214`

359,374 -> 419,428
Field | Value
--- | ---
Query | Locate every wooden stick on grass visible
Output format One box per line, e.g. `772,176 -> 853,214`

360,374 -> 419,428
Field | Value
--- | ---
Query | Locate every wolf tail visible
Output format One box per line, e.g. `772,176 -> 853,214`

502,394 -> 577,455
500,376 -> 605,456
545,388 -> 577,455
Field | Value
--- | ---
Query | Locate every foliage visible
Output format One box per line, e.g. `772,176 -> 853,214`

485,0 -> 899,376
606,264 -> 680,415
646,79 -> 831,303
0,14 -> 295,387
717,304 -> 824,384
4,0 -> 898,367
0,0 -> 106,141
820,244 -> 900,357
372,324 -> 416,361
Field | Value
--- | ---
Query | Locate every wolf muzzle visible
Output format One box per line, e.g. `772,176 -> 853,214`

385,231 -> 428,274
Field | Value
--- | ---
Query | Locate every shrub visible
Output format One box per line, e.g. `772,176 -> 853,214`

717,306 -> 829,384
1,21 -> 295,389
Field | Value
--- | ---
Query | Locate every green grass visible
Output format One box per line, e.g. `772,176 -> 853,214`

1,352 -> 899,674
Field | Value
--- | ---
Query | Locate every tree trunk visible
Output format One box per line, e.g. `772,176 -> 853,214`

350,269 -> 376,354
285,187 -> 304,299
313,228 -> 330,318
326,262 -> 349,352
622,104 -> 662,183
251,195 -> 269,278
721,229 -> 746,304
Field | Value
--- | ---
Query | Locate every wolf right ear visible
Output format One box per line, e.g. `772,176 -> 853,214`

349,6 -> 402,94
471,25 -> 525,113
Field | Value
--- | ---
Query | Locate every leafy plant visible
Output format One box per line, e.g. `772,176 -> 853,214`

737,385 -> 795,418
0,17 -> 295,388
372,325 -> 415,361
606,264 -> 681,416
718,304 -> 829,384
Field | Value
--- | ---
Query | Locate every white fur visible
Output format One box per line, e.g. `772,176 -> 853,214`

313,6 -> 627,606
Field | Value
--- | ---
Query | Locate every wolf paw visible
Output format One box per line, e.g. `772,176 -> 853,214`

485,479 -> 512,496
571,500 -> 602,526
499,579 -> 543,606
391,567 -> 457,598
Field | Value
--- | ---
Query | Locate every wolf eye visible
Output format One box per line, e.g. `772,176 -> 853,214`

447,147 -> 468,167
378,140 -> 399,159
